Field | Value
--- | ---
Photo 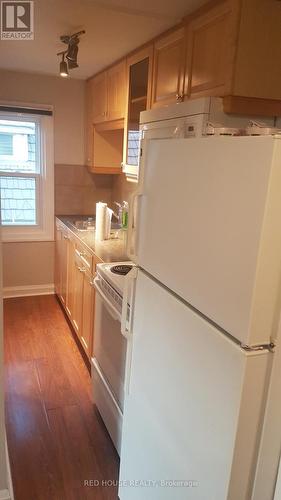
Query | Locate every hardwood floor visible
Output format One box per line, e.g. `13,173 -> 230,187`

4,295 -> 119,500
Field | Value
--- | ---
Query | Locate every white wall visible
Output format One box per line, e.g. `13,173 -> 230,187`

0,69 -> 86,290
0,69 -> 85,165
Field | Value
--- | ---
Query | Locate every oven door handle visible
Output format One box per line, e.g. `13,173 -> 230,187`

93,277 -> 121,322
121,267 -> 137,339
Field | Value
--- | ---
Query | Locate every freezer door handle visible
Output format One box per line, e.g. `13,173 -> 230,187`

121,267 -> 137,339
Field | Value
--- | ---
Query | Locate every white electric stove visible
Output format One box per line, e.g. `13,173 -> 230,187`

91,261 -> 134,454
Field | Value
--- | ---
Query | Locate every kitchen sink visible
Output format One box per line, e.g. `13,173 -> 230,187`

70,219 -> 121,232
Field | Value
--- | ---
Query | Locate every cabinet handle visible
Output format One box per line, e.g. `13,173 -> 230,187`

78,251 -> 86,257
63,234 -> 69,240
90,273 -> 97,287
76,264 -> 86,273
176,93 -> 184,102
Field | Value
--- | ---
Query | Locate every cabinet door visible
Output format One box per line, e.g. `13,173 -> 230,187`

66,237 -> 75,318
55,225 -> 62,297
123,45 -> 153,174
81,269 -> 95,359
184,0 -> 238,98
72,257 -> 85,335
107,60 -> 126,121
151,27 -> 185,108
92,71 -> 108,123
60,230 -> 69,306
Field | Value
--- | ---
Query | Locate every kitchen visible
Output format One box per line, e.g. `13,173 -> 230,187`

0,0 -> 281,499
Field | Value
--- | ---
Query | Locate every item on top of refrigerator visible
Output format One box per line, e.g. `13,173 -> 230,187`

205,121 -> 243,136
121,201 -> 129,229
245,120 -> 281,136
95,202 -> 113,240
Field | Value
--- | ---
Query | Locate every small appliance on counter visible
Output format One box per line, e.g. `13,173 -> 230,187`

95,202 -> 113,241
91,261 -> 134,454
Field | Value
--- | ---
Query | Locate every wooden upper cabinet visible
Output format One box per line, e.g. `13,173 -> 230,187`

185,0 -> 238,99
91,61 -> 126,124
92,71 -> 108,123
107,60 -> 126,121
151,27 -> 186,108
232,0 -> 281,101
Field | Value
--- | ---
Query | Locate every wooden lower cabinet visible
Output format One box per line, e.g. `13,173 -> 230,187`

55,223 -> 97,360
72,254 -> 84,336
55,223 -> 69,307
80,268 -> 95,358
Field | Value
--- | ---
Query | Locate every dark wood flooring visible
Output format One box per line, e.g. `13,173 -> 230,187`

4,295 -> 119,500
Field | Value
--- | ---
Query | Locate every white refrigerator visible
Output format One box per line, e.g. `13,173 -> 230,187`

119,129 -> 281,500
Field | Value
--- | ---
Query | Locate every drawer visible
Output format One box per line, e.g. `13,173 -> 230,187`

75,243 -> 93,271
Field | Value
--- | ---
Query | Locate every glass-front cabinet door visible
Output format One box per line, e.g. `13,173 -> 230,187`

123,46 -> 153,179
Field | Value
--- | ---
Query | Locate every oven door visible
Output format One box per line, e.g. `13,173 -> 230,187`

93,276 -> 127,412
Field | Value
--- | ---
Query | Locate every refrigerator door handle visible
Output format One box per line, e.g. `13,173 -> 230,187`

127,138 -> 149,261
127,191 -> 143,262
121,267 -> 138,339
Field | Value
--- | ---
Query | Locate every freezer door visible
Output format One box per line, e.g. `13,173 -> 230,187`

119,270 -> 271,500
136,136 -> 281,346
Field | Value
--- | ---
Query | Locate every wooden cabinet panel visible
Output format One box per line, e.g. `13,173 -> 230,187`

151,27 -> 185,108
72,258 -> 84,335
55,225 -> 62,297
66,236 -> 75,318
107,60 -> 126,121
81,269 -> 95,358
233,0 -> 281,100
185,0 -> 238,98
55,224 -> 68,306
92,71 -> 108,123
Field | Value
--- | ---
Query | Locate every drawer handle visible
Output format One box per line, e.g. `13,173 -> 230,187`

76,264 -> 86,273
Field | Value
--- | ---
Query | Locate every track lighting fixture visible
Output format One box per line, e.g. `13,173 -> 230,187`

57,30 -> 85,78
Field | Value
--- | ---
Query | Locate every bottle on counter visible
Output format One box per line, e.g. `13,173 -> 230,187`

122,201 -> 128,229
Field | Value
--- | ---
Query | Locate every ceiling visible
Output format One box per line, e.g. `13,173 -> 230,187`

0,0 -> 208,80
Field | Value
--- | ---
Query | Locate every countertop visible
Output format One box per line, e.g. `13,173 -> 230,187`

56,215 -> 130,264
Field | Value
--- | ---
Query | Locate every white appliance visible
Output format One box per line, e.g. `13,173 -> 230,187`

118,103 -> 281,500
124,96 -> 276,179
92,262 -> 133,454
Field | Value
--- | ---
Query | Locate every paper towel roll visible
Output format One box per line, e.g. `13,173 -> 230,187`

95,202 -> 107,241
105,208 -> 113,240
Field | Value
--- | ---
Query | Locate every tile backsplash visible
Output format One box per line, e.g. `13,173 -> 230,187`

55,164 -> 113,215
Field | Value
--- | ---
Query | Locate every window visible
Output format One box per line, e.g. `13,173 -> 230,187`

127,129 -> 141,166
0,110 -> 54,241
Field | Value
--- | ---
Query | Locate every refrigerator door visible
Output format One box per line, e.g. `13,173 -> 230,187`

119,270 -> 271,500
135,136 -> 281,346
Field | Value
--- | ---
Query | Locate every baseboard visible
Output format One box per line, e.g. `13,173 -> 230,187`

5,437 -> 14,500
3,283 -> 55,299
0,490 -> 11,500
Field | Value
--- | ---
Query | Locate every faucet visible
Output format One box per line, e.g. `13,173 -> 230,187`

112,202 -> 123,227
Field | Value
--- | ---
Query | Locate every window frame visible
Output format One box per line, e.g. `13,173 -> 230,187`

0,110 -> 54,242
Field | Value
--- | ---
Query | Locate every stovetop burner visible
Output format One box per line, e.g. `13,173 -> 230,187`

110,264 -> 133,276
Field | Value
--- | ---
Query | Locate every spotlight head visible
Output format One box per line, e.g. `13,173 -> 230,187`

59,55 -> 69,77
